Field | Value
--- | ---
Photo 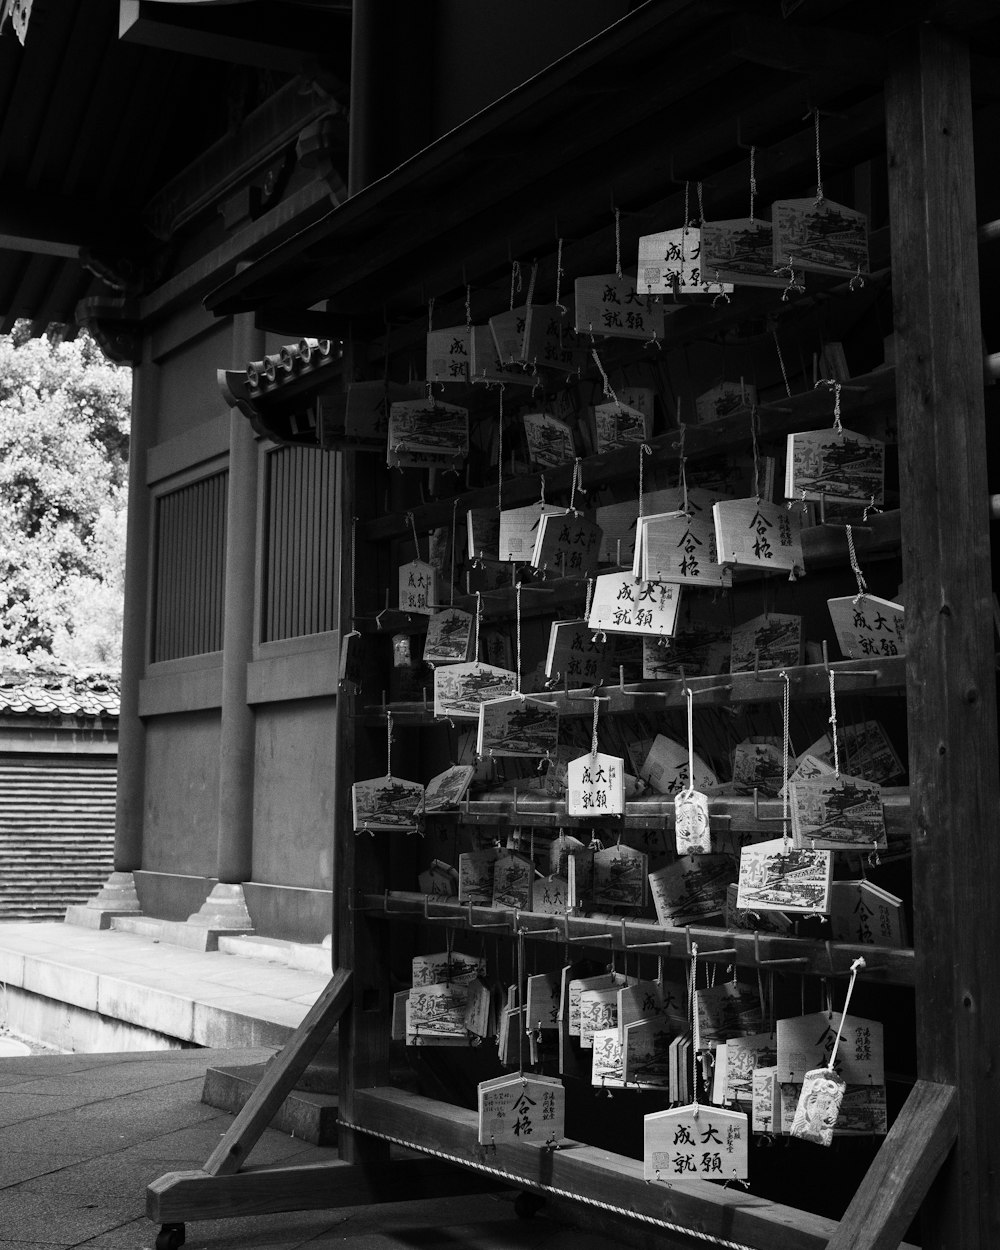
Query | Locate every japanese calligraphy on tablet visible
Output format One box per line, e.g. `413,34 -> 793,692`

828,595 -> 905,659
567,751 -> 625,817
713,498 -> 804,574
637,227 -> 734,297
426,326 -> 470,384
532,510 -> 603,579
398,560 -> 437,616
644,1105 -> 748,1182
574,274 -> 668,341
587,573 -> 680,638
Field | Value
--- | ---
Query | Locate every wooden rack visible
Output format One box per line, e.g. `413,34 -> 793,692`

148,8 -> 1000,1249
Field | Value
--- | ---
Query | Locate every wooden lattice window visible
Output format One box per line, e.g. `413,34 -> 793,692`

261,445 -> 337,643
150,471 -> 228,662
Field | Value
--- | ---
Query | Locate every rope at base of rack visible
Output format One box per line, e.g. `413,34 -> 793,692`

336,1116 -> 757,1250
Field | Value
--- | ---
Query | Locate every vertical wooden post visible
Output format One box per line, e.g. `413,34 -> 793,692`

335,440 -> 392,1170
885,23 -> 1000,1246
114,351 -> 157,872
216,313 -> 264,888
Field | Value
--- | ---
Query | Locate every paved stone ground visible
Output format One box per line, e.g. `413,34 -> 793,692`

0,1049 -> 628,1250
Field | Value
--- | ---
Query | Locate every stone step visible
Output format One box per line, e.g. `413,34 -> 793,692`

0,801 -> 116,812
0,865 -> 111,877
0,811 -> 114,819
0,892 -> 110,900
0,785 -> 116,793
0,837 -> 114,845
0,806 -> 114,814
201,1062 -> 339,1146
0,876 -> 110,889
216,934 -> 332,974
0,765 -> 117,775
0,837 -> 113,845
0,831 -> 114,840
0,867 -> 109,878
0,856 -> 112,867
0,850 -> 113,860
0,857 -> 111,867
0,773 -> 116,782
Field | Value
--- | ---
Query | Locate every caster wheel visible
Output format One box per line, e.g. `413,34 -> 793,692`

514,1191 -> 545,1219
155,1224 -> 185,1250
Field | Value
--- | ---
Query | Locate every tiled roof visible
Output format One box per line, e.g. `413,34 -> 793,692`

0,670 -> 120,719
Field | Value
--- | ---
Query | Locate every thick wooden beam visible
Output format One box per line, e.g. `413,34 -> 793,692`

0,191 -> 131,257
201,967 -> 352,1177
885,23 -> 1000,1248
147,1157 -> 499,1224
335,439 -> 395,1174
351,1086 -> 920,1250
827,1080 -> 958,1250
119,0 -> 349,74
728,14 -> 885,79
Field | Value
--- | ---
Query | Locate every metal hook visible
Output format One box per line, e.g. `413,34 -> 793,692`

423,894 -> 454,921
753,931 -> 809,968
466,900 -> 509,930
753,789 -> 788,823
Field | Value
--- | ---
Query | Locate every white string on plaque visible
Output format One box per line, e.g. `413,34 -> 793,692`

477,583 -> 559,759
789,957 -> 866,1146
827,525 -> 905,660
789,669 -> 887,853
675,686 -> 711,854
351,710 -> 425,834
424,511 -> 473,664
567,697 -> 624,817
398,511 -> 437,616
644,943 -> 749,1183
772,112 -> 869,282
435,590 -> 516,720
477,929 -> 565,1147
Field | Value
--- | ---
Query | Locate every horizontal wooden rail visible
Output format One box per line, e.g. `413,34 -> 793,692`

349,1087 -> 919,1250
359,368 -> 898,543
360,890 -> 916,985
356,654 -> 907,724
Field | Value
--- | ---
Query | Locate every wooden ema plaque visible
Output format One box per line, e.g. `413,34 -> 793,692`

566,751 -> 625,817
644,1104 -> 749,1182
398,560 -> 437,616
477,1073 -> 565,1147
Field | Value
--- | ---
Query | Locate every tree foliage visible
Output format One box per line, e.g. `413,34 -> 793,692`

0,327 -> 130,669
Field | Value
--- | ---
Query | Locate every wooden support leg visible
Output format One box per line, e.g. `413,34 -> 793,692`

148,1157 -> 501,1224
205,967 -> 352,1177
826,1080 -> 957,1250
147,968 -> 354,1229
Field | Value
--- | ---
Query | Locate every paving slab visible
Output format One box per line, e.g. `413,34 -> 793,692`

0,927 -> 649,1250
0,1152 -> 93,1189
0,1192 -> 142,1244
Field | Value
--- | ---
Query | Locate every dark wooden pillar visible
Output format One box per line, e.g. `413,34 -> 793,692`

215,312 -> 264,887
113,350 -> 155,878
886,23 -> 1000,1246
